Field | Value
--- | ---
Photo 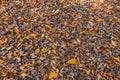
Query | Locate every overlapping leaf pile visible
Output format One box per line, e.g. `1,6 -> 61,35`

0,0 -> 120,79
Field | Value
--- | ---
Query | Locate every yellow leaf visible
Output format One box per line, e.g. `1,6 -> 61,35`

35,48 -> 40,54
48,70 -> 57,79
67,59 -> 77,65
19,37 -> 23,42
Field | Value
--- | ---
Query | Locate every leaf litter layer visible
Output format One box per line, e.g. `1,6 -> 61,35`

0,0 -> 120,80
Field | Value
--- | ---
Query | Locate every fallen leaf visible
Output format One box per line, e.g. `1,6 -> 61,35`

41,48 -> 49,53
46,25 -> 52,29
97,18 -> 102,23
51,44 -> 57,49
113,57 -> 120,63
0,59 -> 5,66
14,27 -> 19,34
86,69 -> 91,74
35,48 -> 40,54
0,40 -> 4,45
30,33 -> 37,37
21,73 -> 27,78
32,1 -> 36,5
67,59 -> 77,65
52,49 -> 57,55
22,64 -> 29,68
111,40 -> 117,46
48,70 -> 57,79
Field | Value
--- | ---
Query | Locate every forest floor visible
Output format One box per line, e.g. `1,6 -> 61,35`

0,0 -> 120,80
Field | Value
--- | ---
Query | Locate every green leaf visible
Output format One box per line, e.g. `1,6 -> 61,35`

41,48 -> 49,53
85,43 -> 94,48
93,37 -> 98,41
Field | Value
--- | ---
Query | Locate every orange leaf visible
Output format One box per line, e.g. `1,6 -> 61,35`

0,40 -> 4,45
32,1 -> 36,5
30,33 -> 37,37
0,60 -> 5,66
48,70 -> 57,79
97,18 -> 102,23
67,59 -> 77,65
14,27 -> 19,34
22,64 -> 29,67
